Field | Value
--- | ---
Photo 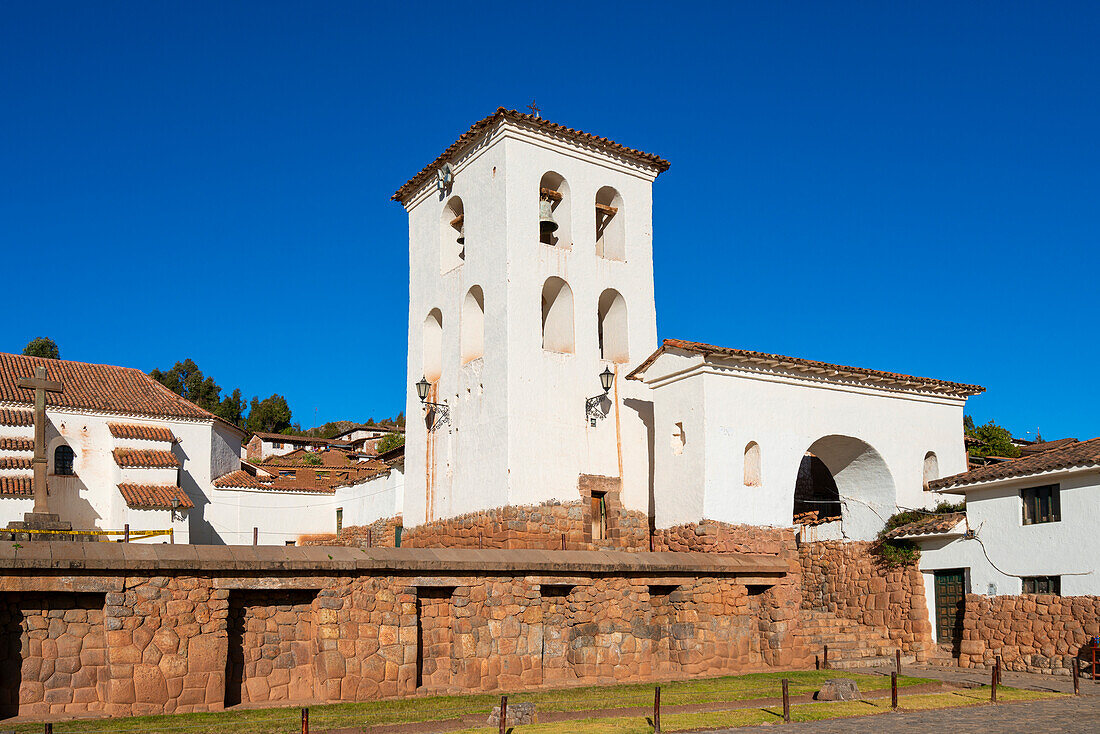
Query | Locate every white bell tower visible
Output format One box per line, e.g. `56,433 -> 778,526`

393,108 -> 669,530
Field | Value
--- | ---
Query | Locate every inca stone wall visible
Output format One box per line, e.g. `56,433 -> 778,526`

798,541 -> 933,660
301,515 -> 404,549
0,594 -> 107,717
958,593 -> 1100,675
0,543 -> 796,718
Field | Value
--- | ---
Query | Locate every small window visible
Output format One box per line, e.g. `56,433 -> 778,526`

285,540 -> 296,547
440,196 -> 465,273
923,451 -> 939,490
590,490 -> 607,541
394,524 -> 403,547
54,445 -> 75,476
1022,576 -> 1060,595
1022,484 -> 1060,525
595,186 -> 625,261
279,470 -> 293,477
538,172 -> 570,247
541,277 -> 575,353
744,442 -> 761,486
336,507 -> 343,534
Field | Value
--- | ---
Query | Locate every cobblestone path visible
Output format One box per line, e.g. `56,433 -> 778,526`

706,695 -> 1100,733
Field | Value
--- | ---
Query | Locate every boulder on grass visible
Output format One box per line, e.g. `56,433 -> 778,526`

488,701 -> 537,726
814,678 -> 861,701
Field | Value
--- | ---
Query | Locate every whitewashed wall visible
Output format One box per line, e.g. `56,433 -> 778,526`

641,352 -> 970,540
335,463 -> 404,528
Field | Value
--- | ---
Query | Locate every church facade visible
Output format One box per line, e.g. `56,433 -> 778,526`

390,108 -> 983,547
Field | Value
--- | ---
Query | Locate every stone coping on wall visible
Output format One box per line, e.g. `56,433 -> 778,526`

0,541 -> 788,575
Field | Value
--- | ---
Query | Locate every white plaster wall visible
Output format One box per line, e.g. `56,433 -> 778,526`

401,121 -> 662,526
205,488 -> 336,545
919,470 -> 1100,596
642,354 -> 969,539
335,463 -> 404,528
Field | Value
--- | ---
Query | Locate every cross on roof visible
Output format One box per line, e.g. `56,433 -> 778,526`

16,365 -> 63,515
526,100 -> 541,118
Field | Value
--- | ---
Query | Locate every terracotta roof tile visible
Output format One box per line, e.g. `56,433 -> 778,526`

113,448 -> 180,468
251,432 -> 335,445
393,108 -> 670,203
1017,438 -> 1079,456
213,470 -> 267,489
0,409 -> 33,427
883,512 -> 966,539
0,437 -> 33,452
213,469 -> 338,494
108,423 -> 175,442
117,484 -> 193,510
0,457 -> 31,470
931,438 -> 1100,491
0,476 -> 32,497
628,339 -> 985,397
0,353 -> 215,421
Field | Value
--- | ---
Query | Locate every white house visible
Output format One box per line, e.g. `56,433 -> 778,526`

900,439 -> 1100,643
0,352 -> 246,543
390,108 -> 983,541
244,432 -> 342,461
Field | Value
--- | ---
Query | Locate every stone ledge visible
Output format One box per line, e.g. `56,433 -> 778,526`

0,541 -> 788,575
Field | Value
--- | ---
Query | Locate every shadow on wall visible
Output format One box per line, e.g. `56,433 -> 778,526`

623,397 -> 656,544
173,440 -> 219,545
799,435 -> 896,540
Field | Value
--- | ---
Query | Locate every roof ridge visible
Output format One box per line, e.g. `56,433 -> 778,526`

931,436 -> 1100,491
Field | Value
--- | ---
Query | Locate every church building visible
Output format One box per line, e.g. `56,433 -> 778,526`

390,108 -> 983,546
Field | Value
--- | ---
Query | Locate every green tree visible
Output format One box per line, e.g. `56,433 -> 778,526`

246,394 -> 293,434
216,388 -> 247,427
150,359 -> 223,414
22,337 -> 60,360
965,417 -> 1021,459
376,432 -> 405,453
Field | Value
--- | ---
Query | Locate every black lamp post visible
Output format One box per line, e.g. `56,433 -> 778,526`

586,367 -> 615,425
416,376 -> 450,430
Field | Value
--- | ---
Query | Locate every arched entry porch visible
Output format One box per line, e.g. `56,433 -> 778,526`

793,435 -> 897,541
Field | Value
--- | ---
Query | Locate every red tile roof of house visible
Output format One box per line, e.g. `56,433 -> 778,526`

0,457 -> 31,470
212,470 -> 268,490
883,512 -> 966,540
1017,438 -> 1079,456
250,432 -> 340,445
0,476 -> 32,497
213,469 -> 339,495
0,353 -> 218,422
932,437 -> 1100,491
628,339 -> 985,397
0,409 -> 33,427
117,484 -> 193,510
393,108 -> 671,203
0,437 -> 33,452
108,423 -> 175,442
113,448 -> 180,468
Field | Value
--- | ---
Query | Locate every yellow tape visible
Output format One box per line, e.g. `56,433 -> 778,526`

10,528 -> 173,539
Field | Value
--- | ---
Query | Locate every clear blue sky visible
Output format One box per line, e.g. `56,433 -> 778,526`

3,2 -> 1097,440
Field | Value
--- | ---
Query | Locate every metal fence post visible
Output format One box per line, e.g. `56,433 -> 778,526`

781,678 -> 790,723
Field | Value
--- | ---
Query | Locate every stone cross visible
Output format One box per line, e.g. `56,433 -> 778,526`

17,365 -> 63,514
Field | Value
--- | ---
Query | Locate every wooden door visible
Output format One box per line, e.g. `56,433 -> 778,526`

934,570 -> 966,644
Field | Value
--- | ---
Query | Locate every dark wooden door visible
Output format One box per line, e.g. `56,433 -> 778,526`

934,570 -> 966,644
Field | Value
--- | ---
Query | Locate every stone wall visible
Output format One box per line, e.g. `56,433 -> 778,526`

300,515 -> 404,548
798,541 -> 933,660
0,543 -> 797,718
958,593 -> 1100,675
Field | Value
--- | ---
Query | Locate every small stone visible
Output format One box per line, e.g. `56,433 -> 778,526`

814,678 -> 861,701
487,701 -> 537,726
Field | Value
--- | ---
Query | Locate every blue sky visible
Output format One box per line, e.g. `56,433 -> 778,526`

2,2 -> 1096,439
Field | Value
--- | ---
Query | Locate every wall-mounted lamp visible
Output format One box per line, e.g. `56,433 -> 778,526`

416,376 -> 451,431
585,367 -> 615,426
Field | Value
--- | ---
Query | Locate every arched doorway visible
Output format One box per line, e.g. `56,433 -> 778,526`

793,435 -> 897,541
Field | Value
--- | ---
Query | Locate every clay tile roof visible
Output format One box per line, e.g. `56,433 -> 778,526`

251,432 -> 334,445
0,353 -> 215,421
1017,438 -> 1079,456
117,484 -> 193,510
0,409 -> 33,427
0,476 -> 32,497
0,457 -> 31,470
0,437 -> 33,452
393,108 -> 671,203
628,339 -> 985,397
883,512 -> 966,540
213,470 -> 267,489
108,423 -> 175,442
931,437 -> 1100,491
113,448 -> 180,468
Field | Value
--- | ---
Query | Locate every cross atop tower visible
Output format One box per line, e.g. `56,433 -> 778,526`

17,365 -> 63,515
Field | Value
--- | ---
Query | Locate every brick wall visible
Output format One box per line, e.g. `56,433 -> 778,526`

958,593 -> 1100,675
0,546 -> 804,717
798,541 -> 933,660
